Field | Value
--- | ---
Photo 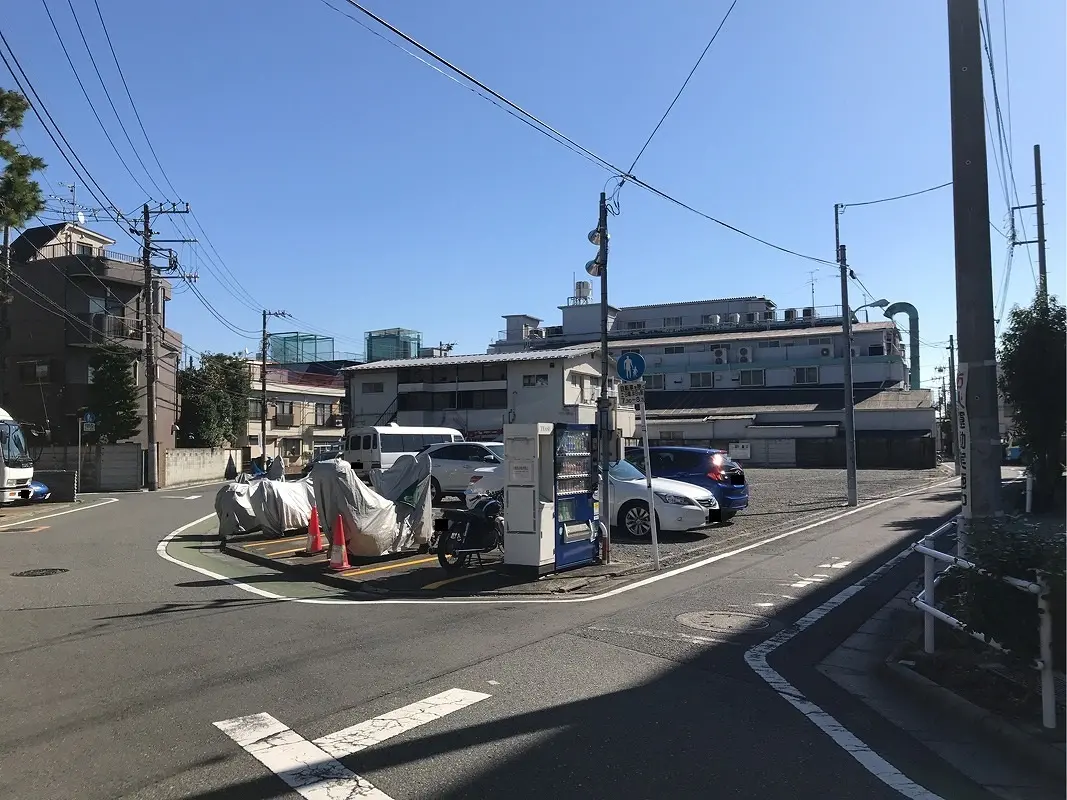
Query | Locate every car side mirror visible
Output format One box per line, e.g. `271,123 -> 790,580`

483,455 -> 496,462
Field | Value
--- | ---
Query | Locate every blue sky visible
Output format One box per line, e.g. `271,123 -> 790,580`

4,0 -> 1063,392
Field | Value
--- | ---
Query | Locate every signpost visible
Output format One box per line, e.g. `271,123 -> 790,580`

617,353 -> 659,570
78,411 -> 96,490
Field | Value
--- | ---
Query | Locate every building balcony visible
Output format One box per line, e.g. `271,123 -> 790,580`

67,314 -> 145,347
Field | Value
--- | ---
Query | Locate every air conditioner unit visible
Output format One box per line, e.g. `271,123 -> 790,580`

820,347 -> 831,357
784,308 -> 797,321
802,307 -> 815,319
762,311 -> 776,321
528,328 -> 544,339
712,347 -> 729,364
744,312 -> 758,324
725,313 -> 740,324
737,346 -> 752,363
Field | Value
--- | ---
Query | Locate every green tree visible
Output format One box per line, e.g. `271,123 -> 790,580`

87,348 -> 142,444
177,353 -> 250,447
998,293 -> 1066,511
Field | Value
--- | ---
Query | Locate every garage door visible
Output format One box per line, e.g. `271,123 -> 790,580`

748,438 -> 796,466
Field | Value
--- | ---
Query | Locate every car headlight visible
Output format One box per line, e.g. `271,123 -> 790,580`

654,492 -> 691,505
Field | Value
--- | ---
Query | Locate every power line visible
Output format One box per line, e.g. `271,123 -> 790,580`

625,0 -> 739,175
840,181 -> 952,209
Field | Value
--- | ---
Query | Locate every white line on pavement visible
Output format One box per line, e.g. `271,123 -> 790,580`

157,477 -> 960,606
743,518 -> 956,800
214,713 -> 391,799
585,624 -> 725,646
0,497 -> 119,529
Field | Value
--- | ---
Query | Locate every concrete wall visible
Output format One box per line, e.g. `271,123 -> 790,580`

33,443 -> 143,492
32,470 -> 77,502
160,447 -> 241,488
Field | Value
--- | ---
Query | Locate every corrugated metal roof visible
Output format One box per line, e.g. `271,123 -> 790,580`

646,388 -> 932,419
559,320 -> 894,351
618,296 -> 770,312
341,346 -> 598,372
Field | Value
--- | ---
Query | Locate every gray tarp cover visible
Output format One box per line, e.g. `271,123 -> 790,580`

214,476 -> 315,538
215,481 -> 260,539
312,456 -> 431,557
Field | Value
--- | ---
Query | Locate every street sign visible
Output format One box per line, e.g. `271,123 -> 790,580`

82,412 -> 97,424
617,381 -> 645,407
616,351 -> 645,382
82,422 -> 96,432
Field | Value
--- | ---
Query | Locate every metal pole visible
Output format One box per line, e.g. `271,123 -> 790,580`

923,535 -> 936,654
1038,573 -> 1055,729
260,309 -> 268,465
638,389 -> 660,570
1033,144 -> 1047,300
77,416 -> 82,494
946,336 -> 960,476
836,204 -> 858,506
947,0 -> 1002,557
597,192 -> 611,564
142,203 -> 158,491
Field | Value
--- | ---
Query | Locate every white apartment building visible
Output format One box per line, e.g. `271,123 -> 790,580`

342,347 -> 635,441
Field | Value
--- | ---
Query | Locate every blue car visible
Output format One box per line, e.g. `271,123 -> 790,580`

625,446 -> 749,523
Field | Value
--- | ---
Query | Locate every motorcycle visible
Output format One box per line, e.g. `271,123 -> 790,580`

434,493 -> 505,572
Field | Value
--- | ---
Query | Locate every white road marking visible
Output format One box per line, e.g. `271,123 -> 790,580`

214,688 -> 491,799
0,497 -> 119,529
743,518 -> 956,800
214,713 -> 389,799
586,624 -> 724,646
754,602 -> 775,608
157,476 -> 960,606
818,560 -> 852,569
314,688 -> 490,759
163,494 -> 203,500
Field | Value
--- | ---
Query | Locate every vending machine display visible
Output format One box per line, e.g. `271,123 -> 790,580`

553,423 -> 599,569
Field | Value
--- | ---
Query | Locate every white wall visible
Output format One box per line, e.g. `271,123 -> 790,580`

160,447 -> 241,487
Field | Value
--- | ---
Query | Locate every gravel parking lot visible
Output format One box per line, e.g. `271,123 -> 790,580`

609,465 -> 956,569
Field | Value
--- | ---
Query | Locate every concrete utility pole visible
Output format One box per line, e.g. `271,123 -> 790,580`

260,309 -> 288,465
139,202 -> 190,491
946,0 -> 1002,554
1033,144 -> 1047,299
835,204 -> 858,507
595,192 -> 612,563
947,335 -> 960,476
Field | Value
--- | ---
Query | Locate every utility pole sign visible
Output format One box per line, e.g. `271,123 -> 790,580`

956,364 -> 968,515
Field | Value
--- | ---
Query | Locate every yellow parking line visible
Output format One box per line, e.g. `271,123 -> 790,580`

244,536 -> 297,548
268,546 -> 308,558
422,569 -> 494,591
340,556 -> 436,578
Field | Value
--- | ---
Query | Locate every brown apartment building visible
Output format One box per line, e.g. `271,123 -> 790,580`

6,222 -> 182,449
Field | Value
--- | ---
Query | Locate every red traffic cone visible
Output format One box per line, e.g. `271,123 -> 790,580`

329,514 -> 350,571
303,505 -> 325,556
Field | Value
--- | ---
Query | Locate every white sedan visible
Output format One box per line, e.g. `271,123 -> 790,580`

465,459 -> 717,538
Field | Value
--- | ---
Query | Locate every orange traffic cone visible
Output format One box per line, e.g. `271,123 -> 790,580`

329,514 -> 350,571
303,505 -> 325,556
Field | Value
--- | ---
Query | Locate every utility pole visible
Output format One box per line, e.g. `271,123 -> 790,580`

260,309 -> 288,466
139,202 -> 190,491
835,203 -> 858,506
585,192 -> 611,563
1033,144 -> 1047,299
946,0 -> 1001,555
946,336 -> 960,476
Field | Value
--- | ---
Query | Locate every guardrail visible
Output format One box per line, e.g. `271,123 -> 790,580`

909,522 -> 1056,729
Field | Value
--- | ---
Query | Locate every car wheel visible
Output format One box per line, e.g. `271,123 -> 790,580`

430,477 -> 442,506
618,501 -> 658,538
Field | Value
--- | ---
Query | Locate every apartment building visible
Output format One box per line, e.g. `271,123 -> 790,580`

342,347 -> 635,441
7,222 -> 182,448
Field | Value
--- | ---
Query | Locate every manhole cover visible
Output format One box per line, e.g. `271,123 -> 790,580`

11,568 -> 68,578
676,611 -> 771,634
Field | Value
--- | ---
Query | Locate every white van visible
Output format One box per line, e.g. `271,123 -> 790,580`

344,424 -> 463,476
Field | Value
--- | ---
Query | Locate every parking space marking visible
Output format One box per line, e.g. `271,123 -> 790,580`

266,546 -> 307,558
0,497 -> 119,529
422,569 -> 494,590
340,556 -> 436,578
0,525 -> 50,534
244,537 -> 299,548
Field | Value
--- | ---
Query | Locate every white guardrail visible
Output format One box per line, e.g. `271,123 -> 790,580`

909,519 -> 1057,730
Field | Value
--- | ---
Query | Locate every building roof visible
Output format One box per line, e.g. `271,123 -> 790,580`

10,223 -> 66,263
618,295 -> 773,312
262,382 -> 344,397
341,346 -> 599,372
560,320 -> 894,351
646,387 -> 932,419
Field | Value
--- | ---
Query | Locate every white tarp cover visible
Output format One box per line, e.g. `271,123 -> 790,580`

214,481 -> 261,540
248,476 -> 315,536
312,458 -> 431,557
266,458 -> 285,481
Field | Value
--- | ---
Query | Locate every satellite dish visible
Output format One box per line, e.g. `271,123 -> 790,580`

77,211 -> 86,225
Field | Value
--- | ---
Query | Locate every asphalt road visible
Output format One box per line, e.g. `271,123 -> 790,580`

0,477 -> 1010,799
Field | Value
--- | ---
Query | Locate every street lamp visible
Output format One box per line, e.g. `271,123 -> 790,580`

851,298 -> 889,324
586,193 -> 611,563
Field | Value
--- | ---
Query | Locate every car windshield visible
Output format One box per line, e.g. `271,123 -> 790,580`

609,460 -> 645,481
0,421 -> 31,467
486,444 -> 504,459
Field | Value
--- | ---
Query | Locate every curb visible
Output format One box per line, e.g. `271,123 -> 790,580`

880,643 -> 1066,780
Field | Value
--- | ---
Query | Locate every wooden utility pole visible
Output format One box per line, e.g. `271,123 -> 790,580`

835,204 -> 858,507
260,309 -> 288,465
946,0 -> 1001,554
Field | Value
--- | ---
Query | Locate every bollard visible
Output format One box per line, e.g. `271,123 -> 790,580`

923,535 -> 936,655
1038,573 -> 1056,730
1025,471 -> 1033,514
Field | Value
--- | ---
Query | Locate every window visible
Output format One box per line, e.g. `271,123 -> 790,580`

76,243 -> 93,256
522,374 -> 549,387
868,344 -> 885,356
248,398 -> 263,417
689,372 -> 713,388
482,363 -> 507,381
739,369 -> 764,387
794,367 -> 819,385
757,340 -> 780,348
457,364 -> 484,382
249,435 -> 260,446
315,403 -> 330,426
625,321 -> 646,330
664,346 -> 685,354
663,316 -> 682,327
362,381 -> 384,394
646,374 -> 665,390
808,336 -> 832,346
436,444 -> 497,463
275,401 -> 294,415
431,366 -> 457,383
17,361 -> 50,383
88,295 -> 124,317
658,431 -> 685,442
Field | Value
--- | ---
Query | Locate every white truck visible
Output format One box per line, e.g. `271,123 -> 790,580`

0,407 -> 34,503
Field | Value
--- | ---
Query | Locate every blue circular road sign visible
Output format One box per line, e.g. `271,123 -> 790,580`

616,351 -> 646,382
83,412 -> 97,424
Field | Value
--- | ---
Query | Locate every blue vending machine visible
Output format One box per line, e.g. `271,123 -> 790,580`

552,423 -> 600,570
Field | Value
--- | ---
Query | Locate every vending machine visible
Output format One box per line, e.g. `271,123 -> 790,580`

503,422 -> 600,576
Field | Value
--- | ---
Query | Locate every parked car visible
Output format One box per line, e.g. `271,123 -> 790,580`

625,446 -> 748,523
420,441 -> 504,504
464,458 -> 718,538
28,480 -> 50,501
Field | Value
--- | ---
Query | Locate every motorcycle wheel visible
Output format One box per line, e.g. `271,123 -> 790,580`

437,535 -> 471,572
